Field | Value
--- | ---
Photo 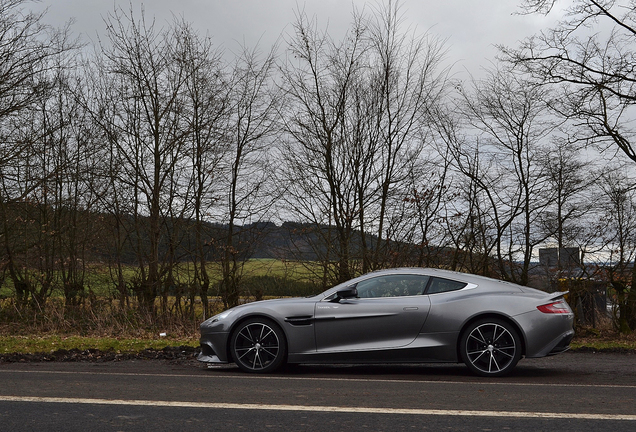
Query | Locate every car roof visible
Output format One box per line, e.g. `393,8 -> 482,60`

321,267 -> 526,298
355,267 -> 523,289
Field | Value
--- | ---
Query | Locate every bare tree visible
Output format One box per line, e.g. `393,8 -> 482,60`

538,136 -> 596,252
40,57 -> 99,308
596,167 -> 636,332
94,7 -> 192,312
279,1 -> 448,285
383,155 -> 455,268
82,54 -> 138,309
178,22 -> 229,317
506,0 -> 636,163
361,0 -> 449,271
451,65 -> 555,284
218,46 -> 280,309
0,0 -> 76,308
279,7 -> 369,286
440,133 -> 502,276
0,0 -> 71,119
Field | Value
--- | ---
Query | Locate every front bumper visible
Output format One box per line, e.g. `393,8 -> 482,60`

197,342 -> 224,363
197,332 -> 231,363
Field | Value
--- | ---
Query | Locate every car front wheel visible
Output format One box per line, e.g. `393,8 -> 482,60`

460,318 -> 522,377
230,318 -> 287,373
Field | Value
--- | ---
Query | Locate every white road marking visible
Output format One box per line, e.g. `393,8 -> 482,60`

0,395 -> 634,421
1,368 -> 635,389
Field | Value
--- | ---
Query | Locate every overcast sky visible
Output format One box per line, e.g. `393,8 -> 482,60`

33,0 -> 562,77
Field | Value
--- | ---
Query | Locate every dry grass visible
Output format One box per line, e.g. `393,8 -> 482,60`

0,296 -> 223,340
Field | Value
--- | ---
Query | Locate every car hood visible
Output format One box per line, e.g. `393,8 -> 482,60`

223,295 -> 321,313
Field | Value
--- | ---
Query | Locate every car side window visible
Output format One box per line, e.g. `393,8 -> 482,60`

425,277 -> 467,294
356,275 -> 429,298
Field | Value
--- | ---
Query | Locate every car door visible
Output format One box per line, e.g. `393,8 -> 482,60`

314,274 -> 431,352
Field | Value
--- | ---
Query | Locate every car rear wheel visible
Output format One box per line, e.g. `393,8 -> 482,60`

460,318 -> 521,377
230,318 -> 287,373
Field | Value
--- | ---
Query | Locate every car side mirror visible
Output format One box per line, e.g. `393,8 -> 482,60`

331,287 -> 358,302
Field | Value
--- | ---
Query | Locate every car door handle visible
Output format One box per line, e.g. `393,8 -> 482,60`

403,307 -> 418,311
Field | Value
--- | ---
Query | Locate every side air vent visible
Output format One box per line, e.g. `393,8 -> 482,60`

284,316 -> 313,326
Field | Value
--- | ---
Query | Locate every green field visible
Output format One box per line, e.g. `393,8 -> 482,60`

0,259 -> 325,299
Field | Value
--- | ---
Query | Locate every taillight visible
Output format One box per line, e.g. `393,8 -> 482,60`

537,299 -> 571,314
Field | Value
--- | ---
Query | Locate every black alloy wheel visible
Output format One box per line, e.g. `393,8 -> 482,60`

460,318 -> 522,377
230,317 -> 287,373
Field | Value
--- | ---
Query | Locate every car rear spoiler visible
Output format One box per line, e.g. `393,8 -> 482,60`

548,291 -> 568,300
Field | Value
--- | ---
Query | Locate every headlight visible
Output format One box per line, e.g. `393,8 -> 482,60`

201,308 -> 236,328
205,309 -> 234,324
213,309 -> 234,321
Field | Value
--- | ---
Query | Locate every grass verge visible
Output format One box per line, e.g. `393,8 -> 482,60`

0,335 -> 198,355
1,330 -> 635,360
569,328 -> 636,353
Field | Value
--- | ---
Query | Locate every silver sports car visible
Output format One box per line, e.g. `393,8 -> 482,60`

198,268 -> 574,376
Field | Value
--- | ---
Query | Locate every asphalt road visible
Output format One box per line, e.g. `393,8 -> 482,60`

0,352 -> 635,431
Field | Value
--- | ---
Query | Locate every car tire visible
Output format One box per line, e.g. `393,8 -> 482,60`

460,318 -> 522,377
230,317 -> 287,373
